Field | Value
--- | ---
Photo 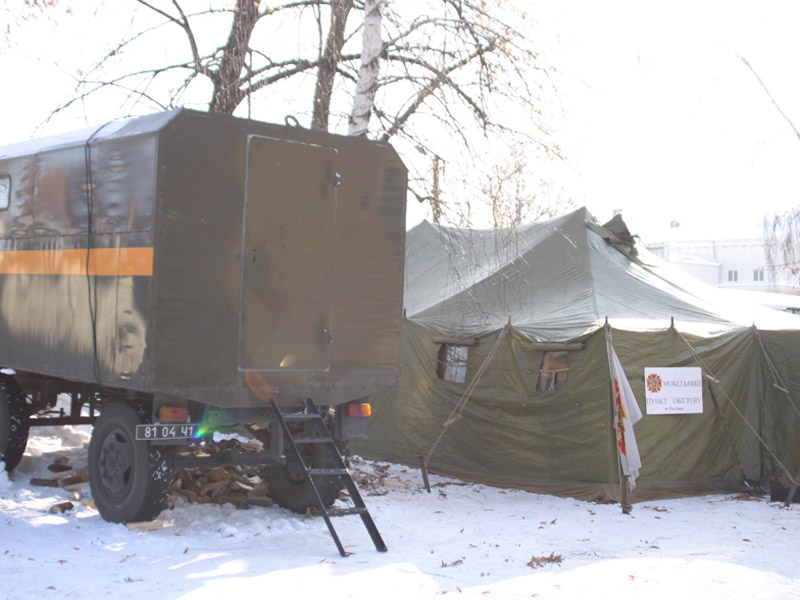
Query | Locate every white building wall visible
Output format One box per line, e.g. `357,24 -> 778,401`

645,238 -> 798,293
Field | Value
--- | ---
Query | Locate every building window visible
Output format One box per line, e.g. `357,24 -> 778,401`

536,351 -> 569,391
0,176 -> 9,211
727,270 -> 738,283
437,344 -> 469,383
754,269 -> 764,282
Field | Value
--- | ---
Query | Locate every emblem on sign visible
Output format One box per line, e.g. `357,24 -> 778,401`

646,372 -> 663,394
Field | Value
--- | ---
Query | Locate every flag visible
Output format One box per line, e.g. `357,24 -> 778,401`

607,339 -> 643,490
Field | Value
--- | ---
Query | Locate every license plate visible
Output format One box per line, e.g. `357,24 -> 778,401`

135,423 -> 201,441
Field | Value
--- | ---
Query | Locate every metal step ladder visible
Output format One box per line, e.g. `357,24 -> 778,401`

273,397 -> 387,557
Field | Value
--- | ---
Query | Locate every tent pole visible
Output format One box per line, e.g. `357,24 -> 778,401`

618,463 -> 631,514
785,471 -> 800,506
605,320 -> 632,514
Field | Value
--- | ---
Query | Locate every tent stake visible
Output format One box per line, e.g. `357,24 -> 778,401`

419,456 -> 431,493
620,474 -> 632,514
785,470 -> 800,506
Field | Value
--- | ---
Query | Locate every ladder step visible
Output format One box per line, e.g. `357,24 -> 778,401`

272,397 -> 386,556
309,468 -> 348,476
293,436 -> 333,444
325,506 -> 367,517
281,413 -> 324,422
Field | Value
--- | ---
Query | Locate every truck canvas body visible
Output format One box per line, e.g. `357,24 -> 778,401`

0,109 -> 407,528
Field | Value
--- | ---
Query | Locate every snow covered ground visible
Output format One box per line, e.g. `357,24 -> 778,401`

1,426 -> 798,600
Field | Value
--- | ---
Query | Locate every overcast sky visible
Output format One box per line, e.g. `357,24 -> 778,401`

2,1 -> 799,243
534,0 -> 800,243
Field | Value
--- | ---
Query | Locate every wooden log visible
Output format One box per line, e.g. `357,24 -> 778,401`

30,477 -> 60,488
127,520 -> 171,532
47,462 -> 73,473
48,501 -> 74,514
60,475 -> 89,490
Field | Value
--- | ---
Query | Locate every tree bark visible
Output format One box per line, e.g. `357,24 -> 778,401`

209,0 -> 261,114
311,0 -> 353,131
348,0 -> 383,137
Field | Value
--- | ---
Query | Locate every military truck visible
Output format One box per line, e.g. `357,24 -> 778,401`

0,109 -> 406,537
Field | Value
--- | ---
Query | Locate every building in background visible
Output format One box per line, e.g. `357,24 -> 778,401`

645,238 -> 800,312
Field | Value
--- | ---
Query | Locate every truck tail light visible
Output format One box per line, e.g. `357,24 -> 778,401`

347,402 -> 372,418
159,406 -> 189,423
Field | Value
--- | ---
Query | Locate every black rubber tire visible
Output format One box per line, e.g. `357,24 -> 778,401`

266,432 -> 346,514
88,402 -> 171,523
0,375 -> 30,472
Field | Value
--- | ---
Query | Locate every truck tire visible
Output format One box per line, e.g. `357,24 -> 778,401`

0,375 -> 29,472
266,438 -> 346,514
88,402 -> 171,523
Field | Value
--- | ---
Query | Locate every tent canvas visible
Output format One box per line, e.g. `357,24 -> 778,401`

353,208 -> 800,501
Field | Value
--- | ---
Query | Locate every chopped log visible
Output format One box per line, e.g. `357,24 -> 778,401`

198,478 -> 229,497
30,478 -> 60,488
60,475 -> 89,491
35,468 -> 82,481
127,520 -> 171,532
47,462 -> 73,473
215,495 -> 249,508
48,501 -> 74,514
245,496 -> 273,507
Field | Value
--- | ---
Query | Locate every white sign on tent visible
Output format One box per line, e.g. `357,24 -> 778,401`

644,367 -> 703,415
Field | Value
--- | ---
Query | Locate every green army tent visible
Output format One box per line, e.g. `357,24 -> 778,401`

353,207 -> 800,502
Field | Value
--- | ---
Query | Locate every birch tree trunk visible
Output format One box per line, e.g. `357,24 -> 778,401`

348,0 -> 384,137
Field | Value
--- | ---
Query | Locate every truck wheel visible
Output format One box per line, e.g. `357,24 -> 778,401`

88,402 -> 171,523
0,375 -> 30,472
266,439 -> 346,514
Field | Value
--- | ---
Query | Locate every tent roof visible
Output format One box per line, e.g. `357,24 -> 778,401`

404,207 -> 800,341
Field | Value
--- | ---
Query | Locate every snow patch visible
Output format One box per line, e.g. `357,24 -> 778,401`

0,431 -> 798,599
0,468 -> 12,491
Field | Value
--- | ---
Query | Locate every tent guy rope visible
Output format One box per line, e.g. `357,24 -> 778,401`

420,318 -> 513,492
673,325 -> 798,487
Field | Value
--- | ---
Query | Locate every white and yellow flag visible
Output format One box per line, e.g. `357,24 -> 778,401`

607,338 -> 643,490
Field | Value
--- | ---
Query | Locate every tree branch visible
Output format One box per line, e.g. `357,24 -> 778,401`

740,55 -> 800,141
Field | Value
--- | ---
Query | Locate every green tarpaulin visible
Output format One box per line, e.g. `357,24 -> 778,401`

354,208 -> 800,501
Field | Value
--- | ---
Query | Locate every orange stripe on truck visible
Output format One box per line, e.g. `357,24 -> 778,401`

0,247 -> 154,276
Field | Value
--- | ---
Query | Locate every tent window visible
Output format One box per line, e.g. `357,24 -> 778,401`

437,344 -> 469,383
536,351 -> 569,391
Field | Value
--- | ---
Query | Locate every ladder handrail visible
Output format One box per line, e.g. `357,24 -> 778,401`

272,398 -> 387,556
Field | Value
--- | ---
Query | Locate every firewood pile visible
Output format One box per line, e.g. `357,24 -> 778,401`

31,440 -> 404,513
30,456 -> 90,492
170,464 -> 274,509
170,438 -> 275,509
348,457 -> 410,495
31,440 -> 277,511
29,457 -> 93,514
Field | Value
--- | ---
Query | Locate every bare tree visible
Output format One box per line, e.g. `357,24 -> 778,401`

742,55 -> 800,288
35,0 -> 560,225
2,0 -> 65,49
764,211 -> 800,289
481,143 -> 569,229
